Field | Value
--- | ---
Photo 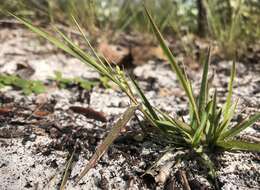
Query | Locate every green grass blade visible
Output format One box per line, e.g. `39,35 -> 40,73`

144,6 -> 200,124
11,13 -> 113,83
211,108 -> 223,142
204,100 -> 213,137
153,107 -> 193,136
198,47 -> 211,117
221,112 -> 260,140
54,29 -> 109,76
217,140 -> 260,152
188,81 -> 197,130
207,90 -> 217,142
53,29 -> 131,95
170,118 -> 192,135
155,119 -> 192,136
192,112 -> 208,147
217,98 -> 239,138
71,15 -> 107,68
130,78 -> 159,120
10,13 -> 77,58
155,120 -> 177,132
223,61 -> 236,119
75,104 -> 140,184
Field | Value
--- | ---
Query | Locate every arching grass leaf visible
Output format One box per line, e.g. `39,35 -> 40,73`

144,6 -> 200,125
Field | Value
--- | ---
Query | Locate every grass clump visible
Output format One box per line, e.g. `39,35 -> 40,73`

143,7 -> 260,152
11,7 -> 260,187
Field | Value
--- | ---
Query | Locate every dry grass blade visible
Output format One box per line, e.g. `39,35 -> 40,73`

60,150 -> 75,190
75,104 -> 140,184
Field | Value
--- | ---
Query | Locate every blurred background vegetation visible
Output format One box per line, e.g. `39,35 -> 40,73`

1,0 -> 259,60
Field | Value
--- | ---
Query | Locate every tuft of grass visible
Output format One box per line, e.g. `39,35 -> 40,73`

12,7 -> 260,187
143,6 -> 260,152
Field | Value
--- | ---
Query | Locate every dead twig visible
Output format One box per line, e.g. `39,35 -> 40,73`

178,170 -> 191,190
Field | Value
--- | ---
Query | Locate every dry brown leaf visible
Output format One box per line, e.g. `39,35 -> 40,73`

0,107 -> 13,115
97,42 -> 130,65
69,106 -> 107,122
33,110 -> 50,117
